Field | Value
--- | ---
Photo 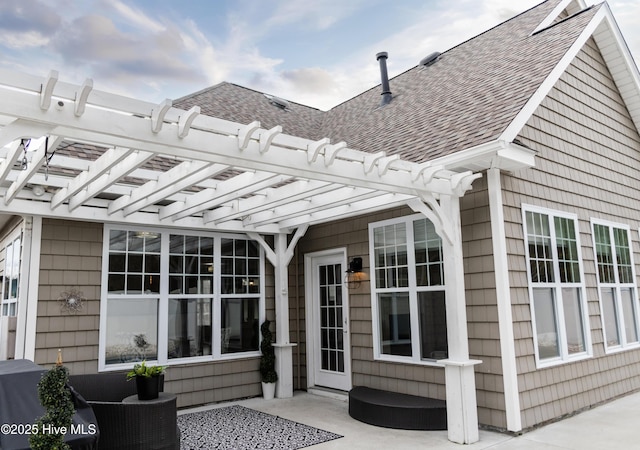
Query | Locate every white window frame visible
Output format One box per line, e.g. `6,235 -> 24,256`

1,231 -> 22,318
591,220 -> 640,352
522,204 -> 592,368
99,225 -> 265,372
368,213 -> 447,367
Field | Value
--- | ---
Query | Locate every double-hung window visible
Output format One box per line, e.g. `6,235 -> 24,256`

100,227 -> 264,370
591,221 -> 639,351
523,206 -> 590,366
369,214 -> 447,364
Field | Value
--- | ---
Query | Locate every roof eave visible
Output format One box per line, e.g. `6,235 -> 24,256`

428,140 -> 536,173
500,4 -> 640,144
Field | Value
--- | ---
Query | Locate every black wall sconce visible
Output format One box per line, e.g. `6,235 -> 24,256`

345,257 -> 366,289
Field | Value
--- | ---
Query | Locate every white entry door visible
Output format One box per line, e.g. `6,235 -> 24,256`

305,250 -> 352,391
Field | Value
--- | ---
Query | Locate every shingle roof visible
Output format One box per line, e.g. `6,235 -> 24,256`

174,0 -> 600,163
175,82 -> 325,141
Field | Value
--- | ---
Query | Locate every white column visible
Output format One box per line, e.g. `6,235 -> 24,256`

273,233 -> 296,398
439,194 -> 481,444
488,168 -> 522,432
15,216 -> 42,361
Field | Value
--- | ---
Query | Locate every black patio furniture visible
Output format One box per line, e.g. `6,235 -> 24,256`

67,371 -> 179,450
0,359 -> 98,450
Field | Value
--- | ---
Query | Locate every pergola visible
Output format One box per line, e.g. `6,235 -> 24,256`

0,68 -> 530,444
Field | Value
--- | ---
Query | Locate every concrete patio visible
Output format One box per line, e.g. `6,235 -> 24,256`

179,388 -> 640,449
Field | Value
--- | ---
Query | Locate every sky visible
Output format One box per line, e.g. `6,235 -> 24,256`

0,0 -> 638,111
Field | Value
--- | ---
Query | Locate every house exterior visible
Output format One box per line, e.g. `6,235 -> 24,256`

1,0 -> 639,444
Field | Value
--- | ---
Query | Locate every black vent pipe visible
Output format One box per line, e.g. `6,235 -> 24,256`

376,52 -> 392,106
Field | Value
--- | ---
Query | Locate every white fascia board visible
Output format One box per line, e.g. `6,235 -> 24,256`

428,140 -> 536,173
531,0 -> 587,35
503,5 -> 640,144
592,5 -> 640,134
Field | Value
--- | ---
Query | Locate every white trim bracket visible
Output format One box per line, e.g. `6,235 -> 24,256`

248,224 -> 308,267
407,195 -> 454,245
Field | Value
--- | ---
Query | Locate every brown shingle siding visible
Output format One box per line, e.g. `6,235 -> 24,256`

508,38 -> 640,429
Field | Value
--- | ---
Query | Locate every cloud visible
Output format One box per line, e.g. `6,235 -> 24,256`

0,0 -> 61,48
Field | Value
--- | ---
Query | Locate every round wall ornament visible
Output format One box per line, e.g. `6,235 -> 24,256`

59,288 -> 85,313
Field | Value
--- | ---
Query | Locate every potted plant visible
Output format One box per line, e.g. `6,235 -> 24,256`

126,360 -> 166,400
259,320 -> 277,400
29,360 -> 75,450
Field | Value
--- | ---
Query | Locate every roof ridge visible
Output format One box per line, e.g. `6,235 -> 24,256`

531,3 -> 595,36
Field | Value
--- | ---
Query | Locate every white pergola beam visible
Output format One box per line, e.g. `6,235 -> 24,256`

0,85 -> 457,197
203,179 -> 335,224
51,146 -> 134,209
275,193 -> 414,230
0,140 -> 25,186
159,172 -> 290,221
243,186 -> 380,227
110,161 -> 229,216
0,119 -> 53,148
5,136 -> 64,205
67,150 -> 155,211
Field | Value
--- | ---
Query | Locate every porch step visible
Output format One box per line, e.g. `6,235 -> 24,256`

348,386 -> 447,431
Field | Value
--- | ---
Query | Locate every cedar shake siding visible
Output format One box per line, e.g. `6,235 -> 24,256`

34,219 -> 276,409
35,219 -> 102,374
296,208 -> 447,400
509,38 -> 640,429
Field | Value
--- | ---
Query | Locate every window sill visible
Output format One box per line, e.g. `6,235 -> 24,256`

535,352 -> 592,369
603,343 -> 640,355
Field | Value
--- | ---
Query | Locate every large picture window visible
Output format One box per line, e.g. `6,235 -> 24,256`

369,215 -> 447,364
101,227 -> 264,369
523,206 -> 591,366
592,221 -> 639,351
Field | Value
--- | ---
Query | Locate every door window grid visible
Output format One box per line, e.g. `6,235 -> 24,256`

319,263 -> 345,373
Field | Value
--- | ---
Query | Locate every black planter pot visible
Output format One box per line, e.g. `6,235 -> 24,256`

135,375 -> 160,400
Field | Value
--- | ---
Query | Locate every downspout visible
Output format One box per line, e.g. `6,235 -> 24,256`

487,168 -> 522,432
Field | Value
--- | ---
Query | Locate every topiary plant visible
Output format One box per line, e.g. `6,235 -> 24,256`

29,363 -> 74,450
259,320 -> 278,384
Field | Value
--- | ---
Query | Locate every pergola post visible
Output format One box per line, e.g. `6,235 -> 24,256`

439,194 -> 481,444
410,193 -> 481,444
249,227 -> 307,399
272,233 -> 296,398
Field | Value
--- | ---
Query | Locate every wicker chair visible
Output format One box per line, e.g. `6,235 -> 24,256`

68,372 -> 179,450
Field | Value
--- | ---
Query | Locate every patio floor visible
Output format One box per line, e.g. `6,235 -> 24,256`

178,388 -> 640,449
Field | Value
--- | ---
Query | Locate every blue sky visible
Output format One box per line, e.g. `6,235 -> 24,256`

0,0 -> 638,110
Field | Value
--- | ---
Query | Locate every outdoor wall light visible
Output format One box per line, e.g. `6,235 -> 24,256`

345,257 -> 367,289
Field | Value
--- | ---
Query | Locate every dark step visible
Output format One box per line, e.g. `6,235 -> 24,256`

348,386 -> 447,431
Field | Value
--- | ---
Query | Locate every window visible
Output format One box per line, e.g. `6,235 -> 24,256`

1,235 -> 21,317
523,206 -> 590,366
101,227 -> 264,369
369,214 -> 447,364
592,221 -> 639,351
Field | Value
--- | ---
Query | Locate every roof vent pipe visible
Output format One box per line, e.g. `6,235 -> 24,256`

376,52 -> 392,106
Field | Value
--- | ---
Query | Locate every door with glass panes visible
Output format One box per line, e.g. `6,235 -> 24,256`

306,250 -> 352,391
